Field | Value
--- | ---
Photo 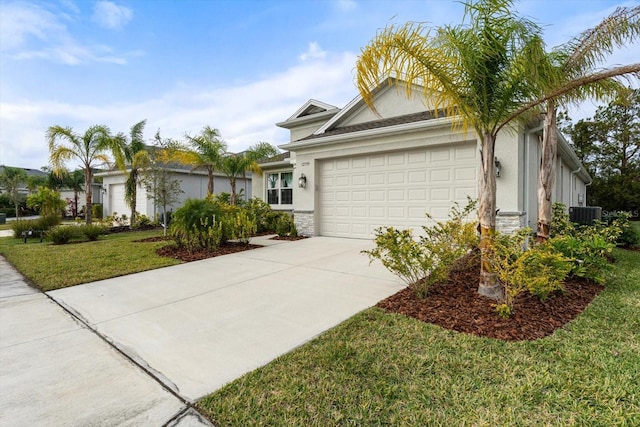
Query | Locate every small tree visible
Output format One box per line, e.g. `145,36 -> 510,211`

47,124 -> 124,224
141,132 -> 184,235
0,166 -> 27,218
26,186 -> 66,218
218,142 -> 278,205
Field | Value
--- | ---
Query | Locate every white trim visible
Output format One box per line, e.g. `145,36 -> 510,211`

280,115 -> 454,151
279,99 -> 340,124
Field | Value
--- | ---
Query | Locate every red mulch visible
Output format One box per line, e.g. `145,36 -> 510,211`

377,254 -> 603,341
133,236 -> 171,243
156,242 -> 260,262
269,235 -> 308,241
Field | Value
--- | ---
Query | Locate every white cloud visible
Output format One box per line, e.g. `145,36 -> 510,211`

334,0 -> 357,13
0,50 -> 358,169
92,1 -> 133,30
299,42 -> 328,61
0,2 -> 135,65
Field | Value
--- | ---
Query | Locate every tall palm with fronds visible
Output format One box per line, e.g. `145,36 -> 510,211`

183,126 -> 227,196
119,120 -> 149,228
47,124 -> 123,224
356,0 -> 546,299
218,142 -> 278,205
530,6 -> 640,241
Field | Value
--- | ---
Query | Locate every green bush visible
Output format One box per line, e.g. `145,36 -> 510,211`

603,211 -> 639,247
364,199 -> 478,298
79,224 -> 106,241
11,219 -> 39,238
171,215 -> 224,251
491,228 -> 572,316
46,226 -> 79,245
275,214 -> 296,237
244,198 -> 273,232
92,203 -> 103,220
37,215 -> 62,230
10,216 -> 60,238
224,210 -> 257,244
170,198 -> 258,250
549,233 -> 614,284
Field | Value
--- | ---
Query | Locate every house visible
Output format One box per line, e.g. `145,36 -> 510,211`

0,166 -> 48,196
253,78 -> 590,239
96,165 -> 252,220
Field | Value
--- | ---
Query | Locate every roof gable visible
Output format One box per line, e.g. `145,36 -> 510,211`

313,78 -> 432,136
283,99 -> 340,123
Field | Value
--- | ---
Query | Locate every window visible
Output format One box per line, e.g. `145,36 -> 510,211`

266,172 -> 293,205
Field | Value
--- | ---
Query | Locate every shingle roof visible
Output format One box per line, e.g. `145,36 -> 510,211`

298,109 -> 445,142
258,152 -> 290,164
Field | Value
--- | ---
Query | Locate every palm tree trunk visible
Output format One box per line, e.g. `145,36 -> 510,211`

230,178 -> 237,205
130,169 -> 138,228
537,102 -> 558,242
207,167 -> 214,196
85,168 -> 93,224
477,132 -> 502,300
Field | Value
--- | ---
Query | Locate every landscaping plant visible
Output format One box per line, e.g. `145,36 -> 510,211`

364,199 -> 478,298
46,225 -> 80,245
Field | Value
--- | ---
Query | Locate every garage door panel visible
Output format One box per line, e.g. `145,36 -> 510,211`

320,144 -> 477,239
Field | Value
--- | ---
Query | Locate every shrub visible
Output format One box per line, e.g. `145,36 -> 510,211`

275,214 -> 296,237
10,216 -> 60,238
92,203 -> 103,221
37,215 -> 62,230
603,211 -> 639,247
244,198 -> 273,233
133,212 -> 152,228
79,224 -> 106,241
549,233 -> 614,284
550,202 -> 574,238
364,199 -> 478,298
11,219 -> 39,238
26,187 -> 65,217
224,210 -> 257,244
491,228 -> 572,316
171,215 -> 224,251
46,226 -> 79,245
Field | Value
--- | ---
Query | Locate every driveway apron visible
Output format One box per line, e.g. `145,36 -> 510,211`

0,257 -> 203,426
48,236 -> 404,402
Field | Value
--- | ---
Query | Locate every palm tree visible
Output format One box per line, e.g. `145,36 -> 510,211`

63,169 -> 85,218
356,0 -> 545,299
47,124 -> 123,224
218,142 -> 278,205
0,166 -> 27,218
531,6 -> 640,241
118,120 -> 149,228
183,126 -> 227,196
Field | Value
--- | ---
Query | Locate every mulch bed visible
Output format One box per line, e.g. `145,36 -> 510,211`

156,242 -> 261,262
269,235 -> 308,241
377,254 -> 604,341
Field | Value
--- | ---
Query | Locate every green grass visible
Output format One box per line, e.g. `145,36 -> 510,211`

0,230 -> 179,291
198,248 -> 640,426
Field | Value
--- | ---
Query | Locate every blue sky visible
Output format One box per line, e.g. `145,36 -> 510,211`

1,0 -> 638,170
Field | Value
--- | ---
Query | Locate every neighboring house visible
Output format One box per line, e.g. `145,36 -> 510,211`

253,78 -> 590,239
96,165 -> 252,220
0,166 -> 48,196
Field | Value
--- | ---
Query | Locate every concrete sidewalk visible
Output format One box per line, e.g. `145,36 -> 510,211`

49,236 -> 404,402
0,257 -> 213,426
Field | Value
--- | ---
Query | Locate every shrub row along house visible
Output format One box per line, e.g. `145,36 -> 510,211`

254,78 -> 590,239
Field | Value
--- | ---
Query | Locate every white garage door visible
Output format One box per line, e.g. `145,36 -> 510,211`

109,183 -> 128,217
109,183 -> 148,218
319,143 -> 478,239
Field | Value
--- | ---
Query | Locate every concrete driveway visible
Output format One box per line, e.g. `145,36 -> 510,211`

2,235 -> 403,425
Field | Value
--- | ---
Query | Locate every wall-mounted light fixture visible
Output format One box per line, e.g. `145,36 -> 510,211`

298,173 -> 307,188
102,185 -> 107,194
494,158 -> 501,178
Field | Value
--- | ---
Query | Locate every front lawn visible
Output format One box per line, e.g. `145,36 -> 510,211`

0,230 -> 179,291
197,248 -> 640,426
